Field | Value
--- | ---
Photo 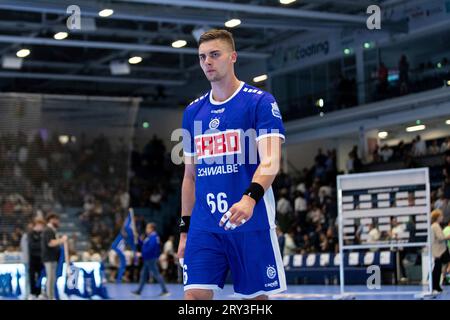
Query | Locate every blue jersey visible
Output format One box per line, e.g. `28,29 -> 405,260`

182,82 -> 285,233
140,232 -> 161,260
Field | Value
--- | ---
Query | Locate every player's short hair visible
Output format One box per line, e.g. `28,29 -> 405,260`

34,217 -> 46,226
46,213 -> 59,222
147,222 -> 156,230
431,209 -> 443,223
199,29 -> 235,51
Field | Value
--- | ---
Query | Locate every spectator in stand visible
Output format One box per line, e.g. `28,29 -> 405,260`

294,190 -> 307,228
284,228 -> 298,255
367,223 -> 381,245
20,222 -> 32,298
326,226 -> 338,253
413,135 -> 426,157
443,151 -> 450,181
371,144 -> 381,163
149,187 -> 162,211
443,151 -> 450,203
379,145 -> 393,162
351,146 -> 363,172
27,218 -> 46,299
307,202 -> 324,225
431,209 -> 450,293
396,140 -> 406,160
346,152 -> 355,173
429,140 -> 440,155
443,219 -> 450,285
319,233 -> 329,252
440,137 -> 450,153
41,214 -> 67,300
276,188 -> 293,232
315,149 -> 327,168
390,217 -> 408,283
159,235 -> 176,281
273,168 -> 292,192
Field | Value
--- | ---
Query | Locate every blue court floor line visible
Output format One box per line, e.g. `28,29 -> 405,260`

105,283 -> 450,300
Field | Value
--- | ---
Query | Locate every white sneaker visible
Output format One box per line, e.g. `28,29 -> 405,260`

432,290 -> 442,295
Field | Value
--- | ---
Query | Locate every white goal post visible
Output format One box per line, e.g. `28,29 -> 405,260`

337,168 -> 433,298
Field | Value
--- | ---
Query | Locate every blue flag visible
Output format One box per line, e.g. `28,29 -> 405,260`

15,270 -> 21,297
123,210 -> 137,251
64,265 -> 108,299
0,273 -> 13,297
64,264 -> 82,297
111,234 -> 127,283
111,209 -> 137,282
95,263 -> 109,299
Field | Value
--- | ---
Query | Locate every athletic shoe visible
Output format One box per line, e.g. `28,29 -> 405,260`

158,291 -> 170,297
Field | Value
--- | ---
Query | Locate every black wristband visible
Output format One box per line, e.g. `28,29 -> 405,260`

243,182 -> 265,204
179,216 -> 190,233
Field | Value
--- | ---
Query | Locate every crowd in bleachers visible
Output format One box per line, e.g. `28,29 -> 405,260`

370,135 -> 450,165
0,131 -> 177,254
1,130 -> 450,285
2,127 -> 450,286
273,134 -> 450,257
273,148 -> 340,255
283,53 -> 450,121
373,55 -> 450,102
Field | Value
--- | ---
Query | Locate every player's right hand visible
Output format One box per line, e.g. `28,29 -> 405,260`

177,233 -> 187,261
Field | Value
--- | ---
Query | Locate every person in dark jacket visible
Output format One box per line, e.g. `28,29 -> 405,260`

41,213 -> 67,300
132,223 -> 169,296
28,218 -> 46,299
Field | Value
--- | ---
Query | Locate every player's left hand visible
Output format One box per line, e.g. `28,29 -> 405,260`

219,195 -> 256,231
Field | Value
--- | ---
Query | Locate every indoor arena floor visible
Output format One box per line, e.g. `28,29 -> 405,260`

105,283 -> 450,300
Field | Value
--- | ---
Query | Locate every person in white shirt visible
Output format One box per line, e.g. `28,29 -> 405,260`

413,135 -> 426,157
277,190 -> 292,215
440,137 -> 450,153
284,230 -> 297,256
294,193 -> 307,213
367,224 -> 380,243
379,145 -> 393,162
390,218 -> 408,282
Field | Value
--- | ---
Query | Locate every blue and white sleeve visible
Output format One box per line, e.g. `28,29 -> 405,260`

255,94 -> 286,142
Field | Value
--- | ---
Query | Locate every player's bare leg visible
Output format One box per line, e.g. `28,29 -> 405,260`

185,289 -> 214,300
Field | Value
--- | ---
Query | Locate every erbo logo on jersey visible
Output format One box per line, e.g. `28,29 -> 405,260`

194,130 -> 241,159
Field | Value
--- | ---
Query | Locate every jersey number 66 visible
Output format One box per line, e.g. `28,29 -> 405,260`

206,192 -> 228,214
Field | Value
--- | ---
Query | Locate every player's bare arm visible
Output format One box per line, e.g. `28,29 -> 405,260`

177,156 -> 196,260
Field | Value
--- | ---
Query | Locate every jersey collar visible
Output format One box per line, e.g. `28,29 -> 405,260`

209,81 -> 245,105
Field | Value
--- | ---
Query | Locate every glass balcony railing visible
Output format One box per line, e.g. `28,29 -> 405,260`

279,65 -> 450,122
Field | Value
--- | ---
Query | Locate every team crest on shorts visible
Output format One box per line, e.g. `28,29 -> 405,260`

209,117 -> 220,129
266,265 -> 277,279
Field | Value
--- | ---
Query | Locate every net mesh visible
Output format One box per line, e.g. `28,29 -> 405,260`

0,93 -> 139,255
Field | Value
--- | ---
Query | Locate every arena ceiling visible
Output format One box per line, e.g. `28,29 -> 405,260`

0,0 -> 406,107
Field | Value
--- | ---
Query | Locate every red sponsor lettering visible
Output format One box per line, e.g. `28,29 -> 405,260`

194,130 -> 240,158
